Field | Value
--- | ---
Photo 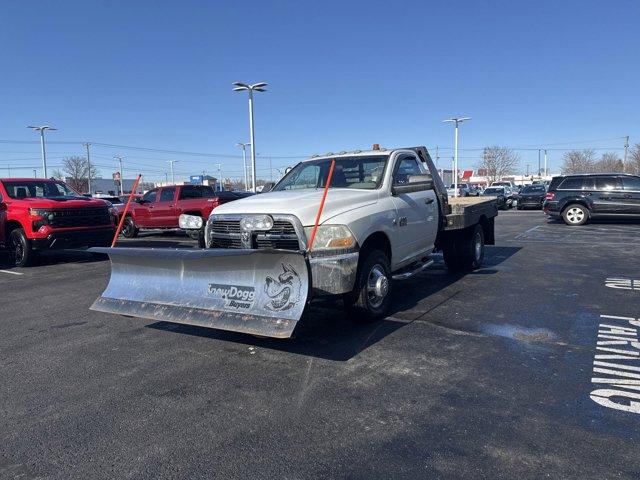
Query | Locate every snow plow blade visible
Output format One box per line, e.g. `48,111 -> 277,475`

89,247 -> 310,339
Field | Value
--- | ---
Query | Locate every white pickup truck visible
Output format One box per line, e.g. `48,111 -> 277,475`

198,146 -> 498,321
93,146 -> 498,338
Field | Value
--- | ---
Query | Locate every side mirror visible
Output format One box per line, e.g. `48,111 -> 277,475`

392,174 -> 434,196
260,182 -> 275,193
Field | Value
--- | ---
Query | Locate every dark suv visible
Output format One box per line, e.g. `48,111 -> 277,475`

543,173 -> 640,225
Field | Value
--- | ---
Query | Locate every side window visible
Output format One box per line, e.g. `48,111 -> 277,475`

558,177 -> 584,190
622,176 -> 640,191
201,186 -> 216,198
142,190 -> 158,203
160,188 -> 176,202
393,157 -> 422,185
594,176 -> 621,191
179,186 -> 202,200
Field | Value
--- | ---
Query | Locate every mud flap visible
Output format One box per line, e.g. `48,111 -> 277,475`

89,247 -> 310,338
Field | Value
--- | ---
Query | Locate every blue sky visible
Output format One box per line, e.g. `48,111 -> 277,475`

0,0 -> 638,182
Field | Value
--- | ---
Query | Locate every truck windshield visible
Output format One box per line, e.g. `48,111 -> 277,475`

3,180 -> 78,199
273,156 -> 388,191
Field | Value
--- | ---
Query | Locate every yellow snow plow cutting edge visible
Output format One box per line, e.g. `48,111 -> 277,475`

89,247 -> 310,338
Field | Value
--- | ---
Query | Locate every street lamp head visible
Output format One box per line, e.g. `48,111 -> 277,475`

251,82 -> 267,89
27,125 -> 57,131
443,117 -> 471,124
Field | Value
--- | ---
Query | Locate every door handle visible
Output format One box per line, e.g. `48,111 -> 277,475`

425,198 -> 434,204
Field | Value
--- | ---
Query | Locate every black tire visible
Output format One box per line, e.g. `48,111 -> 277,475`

9,228 -> 34,267
197,231 -> 206,249
344,249 -> 392,323
187,229 -> 201,241
458,224 -> 485,271
562,203 -> 589,226
443,225 -> 485,272
121,217 -> 139,238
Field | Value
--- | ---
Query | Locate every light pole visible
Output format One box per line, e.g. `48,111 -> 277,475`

33,169 -> 37,178
27,125 -> 57,178
442,117 -> 471,197
167,160 -> 178,185
114,155 -> 124,195
543,149 -> 548,178
84,143 -> 92,194
233,82 -> 267,193
216,163 -> 223,191
236,142 -> 251,190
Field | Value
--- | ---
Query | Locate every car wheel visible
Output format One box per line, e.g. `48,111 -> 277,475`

562,204 -> 589,226
9,228 -> 34,267
121,217 -> 139,238
344,249 -> 392,323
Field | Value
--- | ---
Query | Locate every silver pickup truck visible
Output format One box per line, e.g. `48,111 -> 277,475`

92,146 -> 498,338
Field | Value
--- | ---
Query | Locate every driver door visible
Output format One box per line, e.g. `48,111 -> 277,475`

135,189 -> 158,227
390,154 -> 438,266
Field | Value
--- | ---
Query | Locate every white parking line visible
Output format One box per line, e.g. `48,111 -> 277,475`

0,269 -> 23,276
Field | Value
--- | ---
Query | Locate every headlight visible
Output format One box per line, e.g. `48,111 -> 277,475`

179,214 -> 204,229
240,214 -> 274,231
304,225 -> 357,251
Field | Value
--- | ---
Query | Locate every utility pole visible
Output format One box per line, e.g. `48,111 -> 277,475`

543,149 -> 548,178
167,160 -> 178,185
27,125 -> 57,178
33,169 -> 37,178
624,136 -> 629,172
443,117 -> 471,197
114,155 -> 124,195
84,142 -> 92,194
526,163 -> 530,176
164,172 -> 168,185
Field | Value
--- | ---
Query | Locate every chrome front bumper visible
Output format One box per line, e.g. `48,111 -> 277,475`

308,252 -> 359,296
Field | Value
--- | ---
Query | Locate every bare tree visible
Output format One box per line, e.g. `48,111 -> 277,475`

595,152 -> 624,173
60,156 -> 98,193
51,169 -> 65,180
628,143 -> 640,175
477,146 -> 520,183
561,149 -> 596,174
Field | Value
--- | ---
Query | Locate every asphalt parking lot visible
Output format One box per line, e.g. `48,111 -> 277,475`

2,212 -> 640,479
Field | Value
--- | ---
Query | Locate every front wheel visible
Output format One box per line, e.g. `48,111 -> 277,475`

121,217 -> 139,238
9,228 -> 35,267
344,249 -> 392,323
562,204 -> 589,226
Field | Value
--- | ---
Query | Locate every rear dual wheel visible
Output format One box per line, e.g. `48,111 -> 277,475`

443,224 -> 485,272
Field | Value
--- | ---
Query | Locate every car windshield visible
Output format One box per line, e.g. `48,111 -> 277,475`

273,156 -> 388,191
522,185 -> 546,193
3,180 -> 78,199
484,187 -> 504,195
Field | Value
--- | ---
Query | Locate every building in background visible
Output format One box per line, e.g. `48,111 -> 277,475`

74,177 -> 143,196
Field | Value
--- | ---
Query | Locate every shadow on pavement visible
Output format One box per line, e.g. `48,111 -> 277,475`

146,245 -> 521,361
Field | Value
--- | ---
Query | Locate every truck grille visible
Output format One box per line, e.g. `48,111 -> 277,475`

49,207 -> 111,228
209,218 -> 301,250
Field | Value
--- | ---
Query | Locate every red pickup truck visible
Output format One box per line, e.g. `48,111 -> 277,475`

0,178 -> 117,267
120,185 -> 251,242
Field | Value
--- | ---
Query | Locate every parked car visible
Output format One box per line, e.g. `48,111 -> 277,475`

121,185 -> 252,244
543,173 -> 640,225
516,184 -> 547,210
490,181 -> 515,190
482,186 -> 512,209
0,178 -> 117,266
447,183 -> 480,197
